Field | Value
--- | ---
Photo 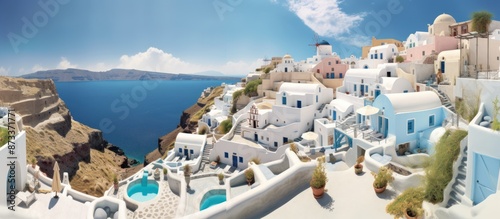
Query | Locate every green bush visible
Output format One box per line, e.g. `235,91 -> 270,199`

218,119 -> 232,134
244,79 -> 261,97
492,96 -> 500,131
386,187 -> 425,219
0,127 -> 8,147
424,130 -> 468,203
310,160 -> 328,189
372,166 -> 394,189
395,56 -> 404,63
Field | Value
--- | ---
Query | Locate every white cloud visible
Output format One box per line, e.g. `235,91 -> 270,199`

57,57 -> 77,69
31,64 -> 47,72
117,47 -> 260,76
0,67 -> 8,76
279,0 -> 368,46
118,47 -> 200,73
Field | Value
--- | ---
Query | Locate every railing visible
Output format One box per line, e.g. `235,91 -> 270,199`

460,65 -> 500,80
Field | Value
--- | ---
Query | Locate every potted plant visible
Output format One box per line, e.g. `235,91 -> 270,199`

354,156 -> 365,175
310,160 -> 328,199
113,174 -> 119,191
372,166 -> 394,193
163,167 -> 168,180
31,157 -> 37,169
184,164 -> 191,189
245,168 -> 254,185
218,173 -> 224,184
386,187 -> 424,219
154,168 -> 160,180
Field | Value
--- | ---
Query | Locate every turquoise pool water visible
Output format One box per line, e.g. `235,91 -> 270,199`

127,181 -> 159,202
200,194 -> 226,210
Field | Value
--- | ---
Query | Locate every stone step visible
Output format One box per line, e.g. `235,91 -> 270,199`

458,165 -> 467,175
449,190 -> 462,203
452,182 -> 466,196
446,196 -> 460,208
456,174 -> 466,187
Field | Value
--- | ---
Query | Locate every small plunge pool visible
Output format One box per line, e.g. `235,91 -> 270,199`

126,171 -> 159,202
200,189 -> 226,211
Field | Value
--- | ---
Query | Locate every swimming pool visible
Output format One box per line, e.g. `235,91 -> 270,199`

126,177 -> 159,202
199,189 -> 226,211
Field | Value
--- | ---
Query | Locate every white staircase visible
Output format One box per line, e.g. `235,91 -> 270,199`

446,146 -> 468,207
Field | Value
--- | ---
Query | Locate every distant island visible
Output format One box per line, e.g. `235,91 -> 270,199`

20,68 -> 242,82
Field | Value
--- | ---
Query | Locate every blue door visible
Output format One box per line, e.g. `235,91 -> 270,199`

297,100 -> 302,108
232,155 -> 238,168
360,84 -> 365,96
254,133 -> 258,142
285,67 -> 288,73
374,89 -> 380,98
473,153 -> 500,205
283,137 -> 288,144
282,96 -> 286,105
326,73 -> 329,78
184,148 -> 188,157
208,119 -> 211,127
440,61 -> 445,73
333,110 -> 337,121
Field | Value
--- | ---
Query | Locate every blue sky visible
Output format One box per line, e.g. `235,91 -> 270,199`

0,0 -> 499,76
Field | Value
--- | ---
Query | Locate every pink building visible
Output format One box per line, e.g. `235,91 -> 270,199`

405,36 -> 458,62
312,56 -> 349,79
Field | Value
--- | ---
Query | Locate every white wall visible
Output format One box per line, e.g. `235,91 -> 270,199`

0,131 -> 27,208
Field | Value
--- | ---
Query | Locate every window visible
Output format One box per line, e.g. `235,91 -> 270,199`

422,51 -> 425,56
429,115 -> 435,126
179,148 -> 182,153
371,54 -> 373,59
331,68 -> 334,71
380,53 -> 383,60
239,157 -> 243,163
336,60 -> 339,64
274,142 -> 278,147
190,149 -> 194,154
339,73 -> 343,78
354,84 -> 357,91
374,54 -> 378,59
403,90 -> 408,93
392,48 -> 394,52
328,61 -> 331,65
316,95 -> 318,103
224,152 -> 228,158
407,119 -> 415,134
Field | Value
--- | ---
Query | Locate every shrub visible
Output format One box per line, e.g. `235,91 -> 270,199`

372,166 -> 394,189
250,157 -> 261,165
183,164 -> 192,176
0,127 -> 8,147
356,156 -> 365,165
424,130 -> 468,203
113,174 -> 118,184
218,173 -> 224,181
395,55 -> 404,63
163,167 -> 168,175
289,143 -> 298,154
310,160 -> 328,189
231,90 -> 244,114
218,119 -> 232,134
492,96 -> 500,131
198,126 -> 207,135
244,79 -> 261,97
245,168 -> 254,183
386,187 -> 425,219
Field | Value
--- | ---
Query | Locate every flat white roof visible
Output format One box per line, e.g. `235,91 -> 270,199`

385,91 -> 442,113
279,83 -> 319,94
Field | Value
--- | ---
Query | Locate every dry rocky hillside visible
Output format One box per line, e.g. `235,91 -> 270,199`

0,76 -> 129,196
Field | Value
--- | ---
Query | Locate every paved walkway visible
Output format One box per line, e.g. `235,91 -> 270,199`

262,164 -> 395,219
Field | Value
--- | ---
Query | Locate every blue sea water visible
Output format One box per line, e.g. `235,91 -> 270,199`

55,80 -> 238,163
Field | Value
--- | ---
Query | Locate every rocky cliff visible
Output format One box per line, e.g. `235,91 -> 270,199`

0,76 -> 128,196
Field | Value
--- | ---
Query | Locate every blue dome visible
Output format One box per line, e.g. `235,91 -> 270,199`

318,40 -> 330,45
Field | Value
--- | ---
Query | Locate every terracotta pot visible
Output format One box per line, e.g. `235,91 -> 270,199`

311,186 -> 325,199
185,176 -> 191,187
113,183 -> 119,191
354,164 -> 363,175
405,209 -> 419,219
373,183 -> 386,193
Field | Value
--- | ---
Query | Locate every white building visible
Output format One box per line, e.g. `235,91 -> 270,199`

275,54 -> 296,73
0,113 -> 27,208
358,44 -> 399,69
241,83 -> 333,148
173,133 -> 207,161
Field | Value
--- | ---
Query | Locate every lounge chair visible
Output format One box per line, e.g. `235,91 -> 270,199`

223,165 -> 232,174
17,191 -> 37,207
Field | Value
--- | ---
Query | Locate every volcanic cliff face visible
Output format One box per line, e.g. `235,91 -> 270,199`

0,76 -> 126,196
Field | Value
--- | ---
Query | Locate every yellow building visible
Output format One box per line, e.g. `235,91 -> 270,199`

361,37 -> 405,59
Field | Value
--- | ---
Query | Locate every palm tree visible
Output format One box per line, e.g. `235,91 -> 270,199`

471,11 -> 493,33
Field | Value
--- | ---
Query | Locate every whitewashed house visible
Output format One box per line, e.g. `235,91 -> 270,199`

357,44 -> 399,69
